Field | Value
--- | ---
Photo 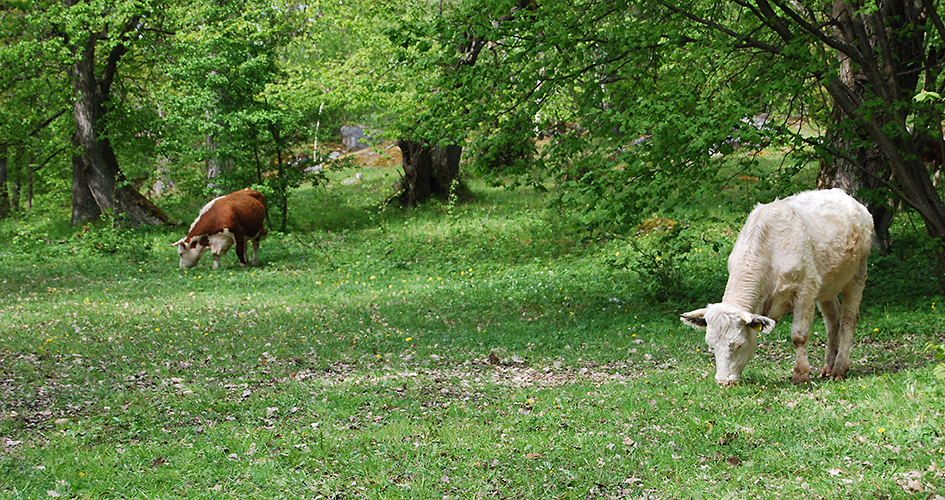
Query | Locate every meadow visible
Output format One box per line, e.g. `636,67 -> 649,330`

1,151 -> 944,499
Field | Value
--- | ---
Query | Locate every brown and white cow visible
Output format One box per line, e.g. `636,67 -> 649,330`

681,189 -> 873,386
171,188 -> 267,270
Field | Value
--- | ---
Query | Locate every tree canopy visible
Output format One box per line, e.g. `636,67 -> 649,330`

382,0 -> 945,260
1,0 -> 944,260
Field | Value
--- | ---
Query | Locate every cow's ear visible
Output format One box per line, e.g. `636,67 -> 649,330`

169,238 -> 185,247
681,308 -> 708,329
741,313 -> 776,334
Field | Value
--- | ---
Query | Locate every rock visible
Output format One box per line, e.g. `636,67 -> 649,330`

341,124 -> 380,151
341,172 -> 363,185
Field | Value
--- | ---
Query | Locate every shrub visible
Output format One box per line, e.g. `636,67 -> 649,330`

603,219 -> 731,304
71,211 -> 156,262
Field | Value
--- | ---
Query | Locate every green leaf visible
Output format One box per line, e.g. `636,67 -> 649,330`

915,89 -> 943,103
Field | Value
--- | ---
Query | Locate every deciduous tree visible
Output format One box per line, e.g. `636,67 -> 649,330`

666,0 -> 945,265
388,0 -> 945,265
160,0 -> 311,231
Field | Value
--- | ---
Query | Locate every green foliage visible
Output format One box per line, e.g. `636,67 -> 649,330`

601,220 -> 732,304
929,343 -> 945,380
372,0 -> 822,233
467,111 -> 538,179
151,0 -> 322,230
625,224 -> 693,303
278,0 -> 414,142
9,221 -> 49,254
71,211 -> 157,262
160,0 -> 292,167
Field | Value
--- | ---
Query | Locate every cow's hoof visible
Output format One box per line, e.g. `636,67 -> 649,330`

830,367 -> 848,381
791,372 -> 810,384
821,364 -> 848,381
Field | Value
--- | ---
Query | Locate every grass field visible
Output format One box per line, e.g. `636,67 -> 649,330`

1,155 -> 944,499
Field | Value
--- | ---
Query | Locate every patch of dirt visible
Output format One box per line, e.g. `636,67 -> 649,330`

282,353 -> 669,396
325,141 -> 402,169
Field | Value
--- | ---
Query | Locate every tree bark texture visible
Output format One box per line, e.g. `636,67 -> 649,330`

397,140 -> 463,207
68,17 -> 169,227
837,1 -> 944,267
816,0 -> 927,255
817,114 -> 895,254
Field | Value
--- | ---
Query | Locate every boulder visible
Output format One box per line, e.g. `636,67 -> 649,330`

341,124 -> 380,151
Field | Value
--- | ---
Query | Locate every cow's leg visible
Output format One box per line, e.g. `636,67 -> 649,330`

829,272 -> 867,380
233,231 -> 248,268
250,238 -> 260,266
790,303 -> 817,384
818,297 -> 841,378
209,233 -> 234,270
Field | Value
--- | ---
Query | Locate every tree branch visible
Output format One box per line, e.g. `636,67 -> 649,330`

822,77 -> 926,211
30,146 -> 67,173
0,109 -> 69,149
455,0 -> 535,69
661,0 -> 783,54
867,7 -> 903,104
922,0 -> 945,50
797,132 -> 909,203
99,15 -> 141,95
763,0 -> 868,68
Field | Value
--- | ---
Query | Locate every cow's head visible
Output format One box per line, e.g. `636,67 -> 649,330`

681,303 -> 775,386
170,236 -> 209,270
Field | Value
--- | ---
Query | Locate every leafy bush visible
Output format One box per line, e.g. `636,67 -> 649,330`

603,218 -> 732,305
468,112 -> 538,179
627,223 -> 690,302
71,211 -> 157,262
9,222 -> 49,254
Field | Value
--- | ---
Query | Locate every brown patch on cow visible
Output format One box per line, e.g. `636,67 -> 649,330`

178,189 -> 267,268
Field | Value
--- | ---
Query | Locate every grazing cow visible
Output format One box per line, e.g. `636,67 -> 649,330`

171,189 -> 267,270
681,189 -> 872,386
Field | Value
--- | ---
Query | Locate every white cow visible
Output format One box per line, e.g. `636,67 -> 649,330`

681,189 -> 873,385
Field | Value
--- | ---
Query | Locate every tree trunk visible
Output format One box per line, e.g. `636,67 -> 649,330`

397,140 -> 463,207
26,154 -> 34,210
205,125 -> 224,182
69,26 -> 169,227
817,0 -> 942,262
817,112 -> 895,254
818,141 -> 895,254
151,109 -> 175,198
9,146 -> 22,211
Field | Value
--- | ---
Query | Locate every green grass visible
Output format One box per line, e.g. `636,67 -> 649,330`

0,161 -> 944,499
